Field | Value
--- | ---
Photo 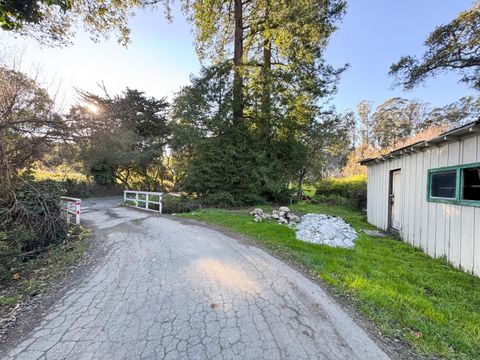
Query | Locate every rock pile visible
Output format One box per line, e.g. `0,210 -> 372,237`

250,207 -> 301,224
294,214 -> 357,248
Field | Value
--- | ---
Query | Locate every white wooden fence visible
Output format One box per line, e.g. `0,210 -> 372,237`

124,190 -> 163,213
61,196 -> 81,225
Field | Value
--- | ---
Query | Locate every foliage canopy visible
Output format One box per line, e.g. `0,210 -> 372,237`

390,1 -> 480,91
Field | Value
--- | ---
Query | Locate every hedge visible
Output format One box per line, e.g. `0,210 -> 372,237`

314,175 -> 367,209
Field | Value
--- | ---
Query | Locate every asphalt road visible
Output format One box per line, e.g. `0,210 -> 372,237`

6,199 -> 389,360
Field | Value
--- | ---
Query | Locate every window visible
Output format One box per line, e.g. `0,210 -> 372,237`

462,167 -> 480,201
430,170 -> 457,199
427,163 -> 480,206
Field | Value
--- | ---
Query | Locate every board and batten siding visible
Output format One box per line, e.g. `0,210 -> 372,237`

366,134 -> 480,276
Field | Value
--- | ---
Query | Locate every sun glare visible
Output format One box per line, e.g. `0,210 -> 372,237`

86,103 -> 99,114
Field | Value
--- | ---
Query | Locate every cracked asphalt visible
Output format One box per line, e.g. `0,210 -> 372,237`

6,199 -> 389,360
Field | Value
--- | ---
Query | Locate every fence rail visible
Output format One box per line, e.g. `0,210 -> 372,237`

61,196 -> 81,225
124,190 -> 163,213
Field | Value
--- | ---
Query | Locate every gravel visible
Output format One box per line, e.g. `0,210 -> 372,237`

294,214 -> 357,248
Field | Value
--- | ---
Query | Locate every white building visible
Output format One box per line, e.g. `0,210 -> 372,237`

361,121 -> 480,276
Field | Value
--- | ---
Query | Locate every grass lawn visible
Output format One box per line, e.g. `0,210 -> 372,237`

180,203 -> 480,359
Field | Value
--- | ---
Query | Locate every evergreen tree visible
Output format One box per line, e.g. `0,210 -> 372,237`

73,88 -> 171,189
176,0 -> 347,202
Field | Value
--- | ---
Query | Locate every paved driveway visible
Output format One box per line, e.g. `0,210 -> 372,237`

6,200 -> 389,360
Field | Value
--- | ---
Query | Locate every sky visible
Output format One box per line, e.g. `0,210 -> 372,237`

325,0 -> 474,111
0,0 -> 476,113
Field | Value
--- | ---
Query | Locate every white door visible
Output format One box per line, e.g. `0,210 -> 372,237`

390,170 -> 401,230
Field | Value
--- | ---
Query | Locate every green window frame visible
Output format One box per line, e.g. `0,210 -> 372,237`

427,162 -> 480,207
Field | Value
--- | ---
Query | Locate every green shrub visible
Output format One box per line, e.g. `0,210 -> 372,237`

260,182 -> 295,205
183,128 -> 263,203
162,195 -> 202,214
201,191 -> 266,208
201,192 -> 240,208
315,175 -> 367,209
62,179 -> 123,198
310,194 -> 349,206
90,162 -> 116,186
123,200 -> 136,206
235,193 -> 265,206
162,191 -> 264,214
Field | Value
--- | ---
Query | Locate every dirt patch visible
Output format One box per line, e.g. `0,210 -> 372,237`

168,215 -> 430,360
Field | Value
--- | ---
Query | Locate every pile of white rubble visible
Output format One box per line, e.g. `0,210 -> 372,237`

295,213 -> 357,248
251,208 -> 358,248
250,207 -> 301,224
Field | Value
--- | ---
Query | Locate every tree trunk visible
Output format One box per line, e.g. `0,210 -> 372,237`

297,169 -> 306,198
0,135 -> 11,192
262,2 -> 272,137
115,170 -> 130,188
233,0 -> 244,125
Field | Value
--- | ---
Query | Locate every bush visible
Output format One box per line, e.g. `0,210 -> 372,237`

61,179 -> 124,198
183,129 -> 262,201
260,182 -> 295,205
90,162 -> 116,186
309,194 -> 349,206
200,192 -> 240,208
162,195 -> 202,214
8,180 -> 67,251
162,191 -> 264,214
315,175 -> 367,209
0,179 -> 68,281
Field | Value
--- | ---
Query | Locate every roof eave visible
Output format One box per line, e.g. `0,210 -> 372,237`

360,119 -> 480,166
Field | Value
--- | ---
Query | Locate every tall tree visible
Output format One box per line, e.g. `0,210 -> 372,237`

176,0 -> 347,201
371,98 -> 430,148
0,0 -> 170,46
356,100 -> 374,149
73,88 -> 170,188
0,65 -> 68,190
297,111 -> 354,194
0,0 -> 70,30
184,0 -> 346,125
390,1 -> 480,91
185,0 -> 245,124
428,96 -> 480,127
233,0 -> 244,123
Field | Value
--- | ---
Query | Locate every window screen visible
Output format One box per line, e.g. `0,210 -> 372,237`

430,170 -> 457,199
462,167 -> 480,201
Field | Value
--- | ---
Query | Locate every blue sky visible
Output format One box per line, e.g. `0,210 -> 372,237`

325,0 -> 474,111
0,0 -> 475,112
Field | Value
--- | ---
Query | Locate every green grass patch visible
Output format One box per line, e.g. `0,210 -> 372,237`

149,194 -> 160,202
0,227 -> 90,313
180,204 -> 480,359
0,295 -> 21,307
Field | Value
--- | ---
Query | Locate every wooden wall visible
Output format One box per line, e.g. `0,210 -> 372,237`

366,134 -> 480,276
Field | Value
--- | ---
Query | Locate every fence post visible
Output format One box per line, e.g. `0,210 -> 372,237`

60,197 -> 81,226
65,199 -> 71,225
75,199 -> 81,225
